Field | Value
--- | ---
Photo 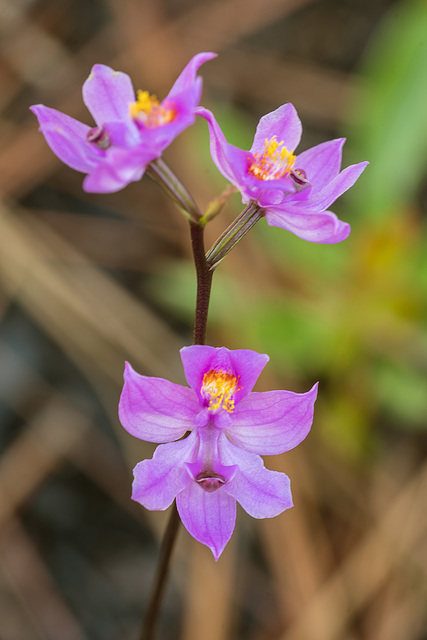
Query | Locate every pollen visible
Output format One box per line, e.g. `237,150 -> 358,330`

129,90 -> 176,127
248,136 -> 295,181
201,369 -> 240,413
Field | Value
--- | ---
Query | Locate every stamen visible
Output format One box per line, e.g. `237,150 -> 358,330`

201,369 -> 240,413
248,136 -> 295,181
130,90 -> 176,127
86,125 -> 111,150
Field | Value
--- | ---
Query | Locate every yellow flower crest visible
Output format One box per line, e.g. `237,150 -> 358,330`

130,90 -> 176,127
202,369 -> 240,413
248,136 -> 295,181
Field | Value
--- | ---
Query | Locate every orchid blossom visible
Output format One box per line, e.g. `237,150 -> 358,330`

197,104 -> 368,243
119,345 -> 317,559
31,53 -> 216,193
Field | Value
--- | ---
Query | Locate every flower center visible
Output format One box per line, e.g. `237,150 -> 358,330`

129,90 -> 176,127
248,136 -> 295,181
201,369 -> 240,413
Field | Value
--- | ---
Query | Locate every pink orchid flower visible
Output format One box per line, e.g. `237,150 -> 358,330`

197,104 -> 368,243
119,345 -> 317,560
31,52 -> 216,193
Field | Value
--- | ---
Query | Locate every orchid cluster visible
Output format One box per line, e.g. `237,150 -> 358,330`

31,52 -> 367,561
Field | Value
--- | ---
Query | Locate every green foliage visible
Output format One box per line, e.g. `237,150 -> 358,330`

351,0 -> 427,219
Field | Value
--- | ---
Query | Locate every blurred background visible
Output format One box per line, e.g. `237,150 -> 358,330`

0,0 -> 426,639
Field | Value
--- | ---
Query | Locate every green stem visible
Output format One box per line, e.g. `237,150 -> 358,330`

206,202 -> 264,270
147,159 -> 202,222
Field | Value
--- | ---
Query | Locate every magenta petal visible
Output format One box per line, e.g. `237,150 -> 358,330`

176,481 -> 236,560
251,103 -> 302,154
103,121 -> 139,148
82,64 -> 135,126
168,52 -> 217,97
132,432 -> 198,510
180,345 -> 220,393
83,163 -> 143,193
296,139 -> 345,191
30,105 -> 96,173
195,107 -> 246,185
229,383 -> 318,455
305,161 -> 369,212
119,362 -> 199,443
225,349 -> 270,403
265,204 -> 351,243
83,146 -> 153,193
219,437 -> 293,518
180,346 -> 269,403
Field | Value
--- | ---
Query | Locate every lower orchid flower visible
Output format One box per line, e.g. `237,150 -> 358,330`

119,345 -> 318,560
196,104 -> 368,243
30,52 -> 216,193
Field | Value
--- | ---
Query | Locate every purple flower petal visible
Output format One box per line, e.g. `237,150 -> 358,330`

228,383 -> 318,455
180,345 -> 222,393
219,437 -> 293,518
225,349 -> 270,402
251,103 -> 302,154
180,346 -> 269,404
132,431 -> 198,510
168,52 -> 217,98
82,64 -> 136,126
83,161 -> 143,193
82,146 -> 154,193
195,107 -> 248,186
304,161 -> 369,212
30,105 -> 96,173
102,121 -> 139,148
176,481 -> 236,560
295,138 -> 345,192
265,204 -> 351,243
119,362 -> 199,443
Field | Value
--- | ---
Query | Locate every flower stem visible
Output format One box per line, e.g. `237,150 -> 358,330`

147,159 -> 202,223
190,221 -> 213,346
139,503 -> 181,640
139,220 -> 212,640
206,201 -> 264,270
